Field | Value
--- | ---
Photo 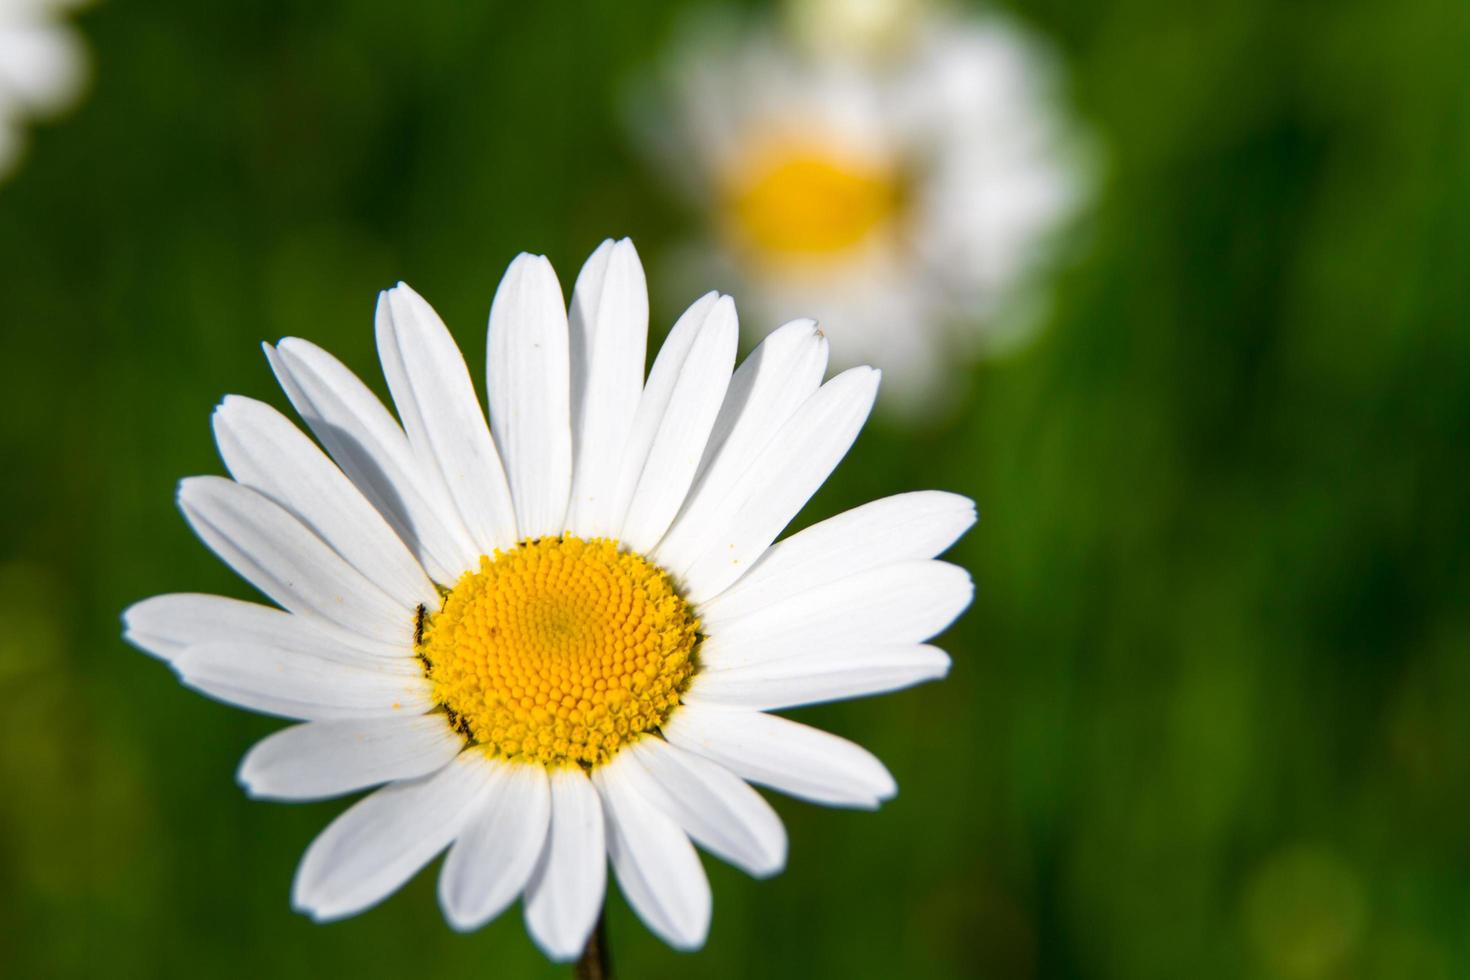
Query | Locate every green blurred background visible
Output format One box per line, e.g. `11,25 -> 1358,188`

3,1 -> 1469,977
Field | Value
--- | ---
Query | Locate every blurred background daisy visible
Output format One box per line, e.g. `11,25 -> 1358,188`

634,0 -> 1090,414
3,1 -> 1470,979
0,0 -> 89,181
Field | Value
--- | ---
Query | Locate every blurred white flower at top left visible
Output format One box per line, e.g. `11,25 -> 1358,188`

0,0 -> 90,182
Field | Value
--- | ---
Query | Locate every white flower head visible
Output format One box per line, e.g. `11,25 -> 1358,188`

0,0 -> 90,181
639,0 -> 1091,413
124,239 -> 975,959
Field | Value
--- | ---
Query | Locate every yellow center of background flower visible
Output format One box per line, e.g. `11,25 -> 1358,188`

724,142 -> 902,260
417,536 -> 699,769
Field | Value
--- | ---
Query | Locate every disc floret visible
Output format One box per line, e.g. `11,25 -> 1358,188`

418,536 -> 699,768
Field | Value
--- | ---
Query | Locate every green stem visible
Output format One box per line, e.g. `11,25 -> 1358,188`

573,907 -> 611,980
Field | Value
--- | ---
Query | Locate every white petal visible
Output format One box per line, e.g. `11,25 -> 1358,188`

487,254 -> 572,540
594,756 -> 712,951
292,752 -> 490,921
375,284 -> 519,555
701,561 -> 973,669
267,339 -> 480,583
689,644 -> 952,711
123,593 -> 410,665
123,592 -> 241,662
617,296 -> 738,552
212,395 -> 440,609
523,768 -> 606,961
439,759 -> 551,932
177,476 -> 411,644
599,292 -> 717,537
0,21 -> 86,115
659,319 -> 828,560
172,641 -> 433,721
566,239 -> 648,538
662,367 -> 881,602
238,714 -> 464,801
628,738 -> 786,877
700,491 -> 976,628
662,705 -> 896,809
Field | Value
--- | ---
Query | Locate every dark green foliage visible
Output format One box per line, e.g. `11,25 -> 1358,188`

1,1 -> 1466,977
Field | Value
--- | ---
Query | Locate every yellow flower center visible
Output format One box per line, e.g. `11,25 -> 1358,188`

417,536 -> 700,769
723,140 -> 903,261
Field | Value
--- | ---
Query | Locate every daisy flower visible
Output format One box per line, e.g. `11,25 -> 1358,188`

0,0 -> 89,181
639,0 -> 1089,412
124,239 -> 974,960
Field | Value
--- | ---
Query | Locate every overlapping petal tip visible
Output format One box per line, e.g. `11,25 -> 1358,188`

688,643 -> 953,711
375,282 -> 519,557
595,757 -> 712,951
175,475 -> 414,644
614,291 -> 739,553
662,315 -> 830,549
626,738 -> 787,878
263,337 -> 481,584
701,489 -> 976,622
238,714 -> 463,802
439,759 -> 551,932
702,560 -> 973,670
170,640 -> 433,723
658,364 -> 883,601
291,753 -> 493,923
123,591 -> 411,668
122,592 -> 283,663
210,393 -> 441,610
665,705 -> 898,810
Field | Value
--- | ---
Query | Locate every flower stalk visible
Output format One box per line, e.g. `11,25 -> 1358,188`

574,908 -> 611,980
